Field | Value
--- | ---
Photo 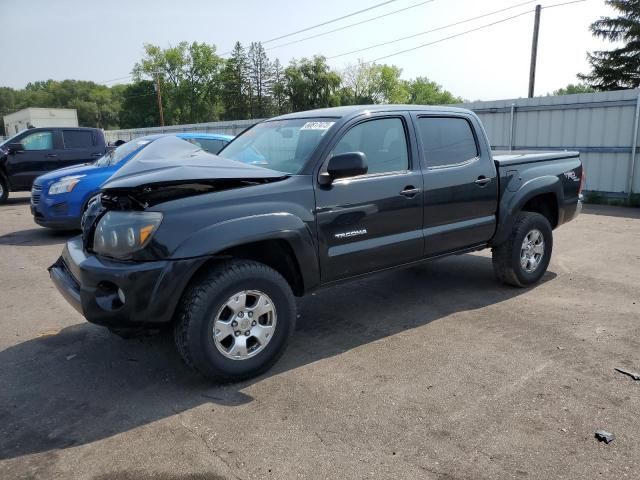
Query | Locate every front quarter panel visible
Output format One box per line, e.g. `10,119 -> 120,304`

148,175 -> 321,290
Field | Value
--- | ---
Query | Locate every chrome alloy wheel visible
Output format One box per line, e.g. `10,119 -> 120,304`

520,229 -> 545,273
0,181 -> 4,199
213,290 -> 277,360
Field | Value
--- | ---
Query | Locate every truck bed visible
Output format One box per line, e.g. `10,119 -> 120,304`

492,150 -> 580,167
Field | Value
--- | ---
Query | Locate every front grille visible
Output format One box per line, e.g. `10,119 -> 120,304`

31,184 -> 43,205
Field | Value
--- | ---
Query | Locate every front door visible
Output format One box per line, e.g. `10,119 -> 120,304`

412,114 -> 498,256
5,129 -> 60,189
315,114 -> 424,282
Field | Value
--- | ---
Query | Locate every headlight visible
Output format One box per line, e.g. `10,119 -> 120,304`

93,211 -> 163,258
48,175 -> 85,195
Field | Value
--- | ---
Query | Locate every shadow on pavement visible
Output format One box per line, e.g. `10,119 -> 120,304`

582,204 -> 640,219
0,228 -> 77,247
0,253 -> 555,460
0,195 -> 31,206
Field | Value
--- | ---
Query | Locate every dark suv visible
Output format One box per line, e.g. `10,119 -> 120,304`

0,127 -> 107,204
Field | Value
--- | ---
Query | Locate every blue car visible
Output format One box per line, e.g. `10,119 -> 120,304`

31,132 -> 233,230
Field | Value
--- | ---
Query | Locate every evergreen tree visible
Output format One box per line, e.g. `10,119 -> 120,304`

221,42 -> 250,120
578,0 -> 640,90
271,59 -> 288,115
247,42 -> 274,118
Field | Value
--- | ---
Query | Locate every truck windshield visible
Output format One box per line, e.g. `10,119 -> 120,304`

219,118 -> 336,174
94,138 -> 152,167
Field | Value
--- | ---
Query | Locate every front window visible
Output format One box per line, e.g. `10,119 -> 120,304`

21,131 -> 53,150
219,118 -> 336,173
94,138 -> 152,167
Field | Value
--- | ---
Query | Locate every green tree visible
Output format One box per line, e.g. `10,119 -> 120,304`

15,80 -> 122,128
247,42 -> 274,118
118,81 -> 160,128
341,62 -> 413,105
552,83 -> 596,95
271,59 -> 288,115
0,87 -> 20,135
405,77 -> 461,105
133,41 -> 224,124
578,0 -> 640,90
221,42 -> 250,120
284,56 -> 341,111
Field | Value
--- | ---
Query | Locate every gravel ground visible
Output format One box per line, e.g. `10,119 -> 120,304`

1,192 -> 639,480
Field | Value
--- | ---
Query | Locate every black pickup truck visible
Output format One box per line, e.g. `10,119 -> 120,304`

49,105 -> 583,381
0,127 -> 107,204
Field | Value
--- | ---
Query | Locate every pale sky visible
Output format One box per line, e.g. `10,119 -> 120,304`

1,0 -> 616,101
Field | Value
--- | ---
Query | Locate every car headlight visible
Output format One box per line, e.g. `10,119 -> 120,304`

93,211 -> 163,258
48,175 -> 85,195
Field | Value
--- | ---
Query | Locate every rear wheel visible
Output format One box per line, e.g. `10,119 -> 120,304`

174,260 -> 296,382
0,175 -> 8,204
492,212 -> 553,287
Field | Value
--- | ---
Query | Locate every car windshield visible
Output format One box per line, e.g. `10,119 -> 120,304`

219,118 -> 336,174
94,138 -> 153,167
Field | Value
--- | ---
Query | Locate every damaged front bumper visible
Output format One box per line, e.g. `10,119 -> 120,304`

49,236 -> 205,327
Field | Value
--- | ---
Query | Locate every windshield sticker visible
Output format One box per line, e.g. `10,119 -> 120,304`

301,121 -> 335,131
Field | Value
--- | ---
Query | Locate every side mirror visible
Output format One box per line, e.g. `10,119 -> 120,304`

8,142 -> 24,154
319,152 -> 368,185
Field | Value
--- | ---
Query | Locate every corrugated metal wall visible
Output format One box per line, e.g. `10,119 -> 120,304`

105,89 -> 640,196
459,89 -> 640,195
104,119 -> 259,143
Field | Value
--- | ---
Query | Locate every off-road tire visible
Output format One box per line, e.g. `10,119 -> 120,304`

492,212 -> 553,287
174,260 -> 296,382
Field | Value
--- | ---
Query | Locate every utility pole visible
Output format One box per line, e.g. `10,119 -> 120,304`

528,4 -> 541,98
155,72 -> 165,126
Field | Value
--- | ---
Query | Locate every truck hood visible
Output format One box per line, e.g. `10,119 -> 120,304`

102,136 -> 285,190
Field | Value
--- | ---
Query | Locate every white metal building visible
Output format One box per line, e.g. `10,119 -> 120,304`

3,108 -> 78,136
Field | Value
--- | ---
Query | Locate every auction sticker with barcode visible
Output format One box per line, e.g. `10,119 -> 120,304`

300,121 -> 335,130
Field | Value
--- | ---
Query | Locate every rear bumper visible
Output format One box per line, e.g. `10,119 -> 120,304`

49,237 -> 206,327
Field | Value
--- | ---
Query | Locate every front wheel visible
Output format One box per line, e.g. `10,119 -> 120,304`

174,260 -> 296,382
492,212 -> 553,287
0,175 -> 8,204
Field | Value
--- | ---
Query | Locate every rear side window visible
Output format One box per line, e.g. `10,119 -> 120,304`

331,118 -> 409,175
63,130 -> 94,149
416,117 -> 478,168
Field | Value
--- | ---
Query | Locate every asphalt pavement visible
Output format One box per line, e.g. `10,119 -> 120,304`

1,192 -> 639,479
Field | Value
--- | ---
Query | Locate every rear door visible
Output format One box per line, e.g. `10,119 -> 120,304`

314,113 -> 424,282
59,129 -> 103,167
411,114 -> 498,256
5,129 -> 61,189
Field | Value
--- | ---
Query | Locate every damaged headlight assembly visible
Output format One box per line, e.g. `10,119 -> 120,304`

93,211 -> 163,259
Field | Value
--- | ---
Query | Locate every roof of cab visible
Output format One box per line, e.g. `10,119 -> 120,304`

269,104 -> 472,121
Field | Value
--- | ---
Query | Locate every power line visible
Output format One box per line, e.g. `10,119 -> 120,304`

220,0 -> 400,55
100,74 -> 134,84
327,0 -> 537,60
262,0 -> 399,44
265,0 -> 435,52
364,0 -> 586,64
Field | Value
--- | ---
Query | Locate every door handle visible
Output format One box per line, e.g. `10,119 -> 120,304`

91,153 -> 102,157
400,186 -> 421,198
475,176 -> 491,187
45,154 -> 58,159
